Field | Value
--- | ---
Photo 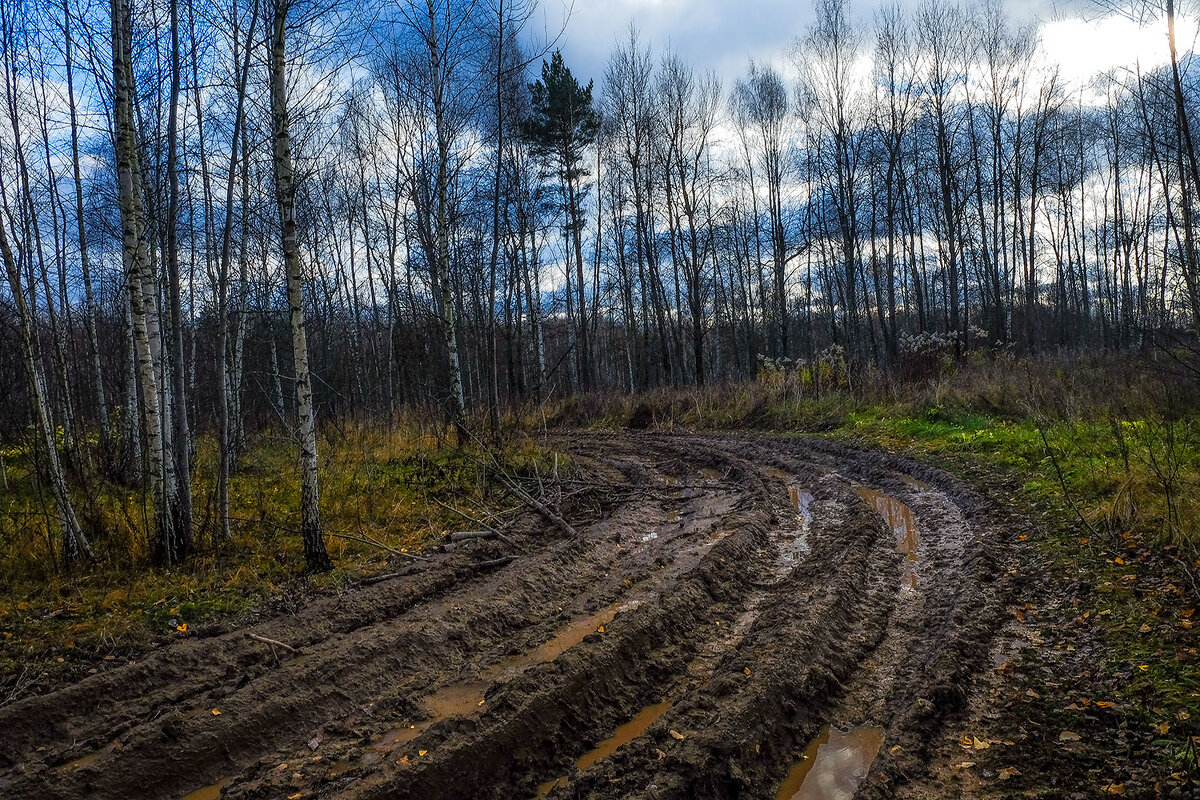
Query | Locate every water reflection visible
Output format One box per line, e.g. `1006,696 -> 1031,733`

773,725 -> 885,800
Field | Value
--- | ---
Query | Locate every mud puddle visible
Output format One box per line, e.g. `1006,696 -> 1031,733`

855,487 -> 919,588
533,699 -> 675,798
780,489 -> 813,573
790,487 -> 813,518
59,743 -> 113,772
763,467 -> 814,574
177,778 -> 230,800
335,599 -> 644,774
773,724 -> 885,800
763,468 -> 813,516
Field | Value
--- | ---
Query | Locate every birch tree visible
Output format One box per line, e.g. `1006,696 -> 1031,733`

112,0 -> 187,564
269,0 -> 333,572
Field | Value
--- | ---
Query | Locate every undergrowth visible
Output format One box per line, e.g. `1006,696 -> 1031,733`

0,419 -> 551,695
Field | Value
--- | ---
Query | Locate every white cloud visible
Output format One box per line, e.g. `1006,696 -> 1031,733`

539,0 -> 1200,107
1041,12 -> 1200,91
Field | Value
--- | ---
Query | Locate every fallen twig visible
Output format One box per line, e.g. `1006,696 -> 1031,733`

460,430 -> 579,537
499,476 -> 579,537
246,633 -> 297,653
1033,418 -> 1100,539
464,556 -> 515,570
0,666 -> 35,710
449,530 -> 502,542
325,531 -> 431,561
360,571 -> 406,586
433,499 -> 518,545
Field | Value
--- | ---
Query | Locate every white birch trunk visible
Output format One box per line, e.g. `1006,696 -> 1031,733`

269,0 -> 332,572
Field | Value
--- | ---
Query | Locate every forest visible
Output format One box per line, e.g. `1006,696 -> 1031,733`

1,0 -> 1199,796
0,0 -> 1197,568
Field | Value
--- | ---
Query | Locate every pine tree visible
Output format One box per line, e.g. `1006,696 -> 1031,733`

526,51 -> 600,388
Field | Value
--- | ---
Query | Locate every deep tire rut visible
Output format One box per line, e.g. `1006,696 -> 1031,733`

0,433 -> 1013,800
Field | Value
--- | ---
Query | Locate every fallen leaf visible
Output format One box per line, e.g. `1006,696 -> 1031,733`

597,625 -> 605,633
418,750 -> 427,757
1139,623 -> 1152,633
1178,710 -> 1191,721
211,709 -> 221,716
1183,608 -> 1196,619
176,623 -> 188,633
743,667 -> 751,675
1059,731 -> 1081,742
1155,722 -> 1171,735
1114,557 -> 1125,565
998,766 -> 1021,780
951,761 -> 976,769
288,794 -> 303,800
1100,783 -> 1125,795
396,756 -> 409,765
669,729 -> 686,740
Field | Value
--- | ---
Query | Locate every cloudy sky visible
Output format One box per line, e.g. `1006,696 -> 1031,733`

536,0 -> 1199,96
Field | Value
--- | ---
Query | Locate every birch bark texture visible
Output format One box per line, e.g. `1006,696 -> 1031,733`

269,0 -> 333,572
112,0 -> 186,564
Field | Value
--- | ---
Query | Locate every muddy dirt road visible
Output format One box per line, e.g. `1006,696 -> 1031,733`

0,434 -> 1015,800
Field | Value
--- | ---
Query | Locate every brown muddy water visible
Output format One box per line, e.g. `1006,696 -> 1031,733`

533,699 -> 675,798
177,778 -> 230,800
331,599 -> 644,776
58,744 -> 112,772
773,725 -> 885,800
765,467 -> 814,573
855,487 -> 919,588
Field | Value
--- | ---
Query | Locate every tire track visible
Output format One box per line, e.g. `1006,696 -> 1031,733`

0,434 -> 1013,800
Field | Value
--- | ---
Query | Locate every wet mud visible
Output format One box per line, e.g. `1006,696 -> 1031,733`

0,433 -> 1014,800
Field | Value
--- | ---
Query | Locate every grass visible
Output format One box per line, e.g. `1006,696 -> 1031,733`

0,419 -> 551,695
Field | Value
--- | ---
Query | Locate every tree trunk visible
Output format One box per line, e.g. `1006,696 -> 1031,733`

112,0 -> 184,564
269,0 -> 332,572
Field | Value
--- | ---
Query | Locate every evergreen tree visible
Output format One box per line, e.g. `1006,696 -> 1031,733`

526,51 -> 600,388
